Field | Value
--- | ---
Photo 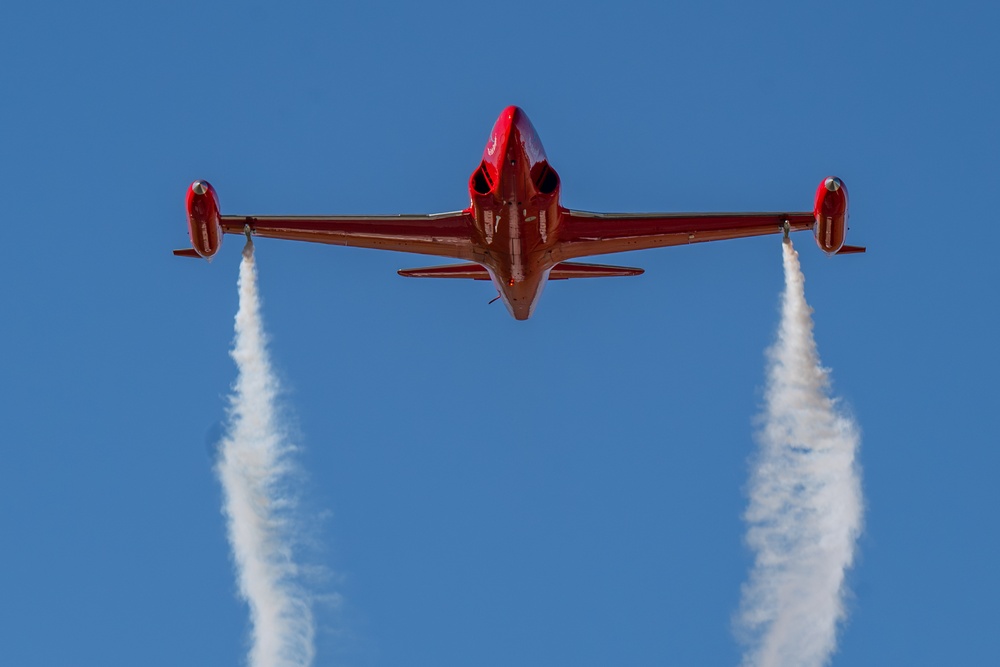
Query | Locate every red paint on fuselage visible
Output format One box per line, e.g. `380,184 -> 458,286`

468,106 -> 564,319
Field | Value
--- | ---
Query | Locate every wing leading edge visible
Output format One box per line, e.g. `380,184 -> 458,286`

555,211 -> 816,261
220,212 -> 477,261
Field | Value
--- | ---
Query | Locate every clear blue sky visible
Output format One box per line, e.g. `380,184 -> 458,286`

1,1 -> 997,665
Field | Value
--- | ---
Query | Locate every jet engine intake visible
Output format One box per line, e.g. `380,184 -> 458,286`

470,161 -> 496,196
531,161 -> 560,196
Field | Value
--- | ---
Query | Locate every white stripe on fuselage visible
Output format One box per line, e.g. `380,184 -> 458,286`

484,210 -> 494,244
508,200 -> 523,282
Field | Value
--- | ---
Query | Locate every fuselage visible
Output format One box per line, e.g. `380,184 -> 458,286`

467,106 -> 563,320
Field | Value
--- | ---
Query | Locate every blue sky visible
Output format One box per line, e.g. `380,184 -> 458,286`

1,1 -> 998,665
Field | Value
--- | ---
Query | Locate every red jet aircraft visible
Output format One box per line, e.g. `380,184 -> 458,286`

176,106 -> 863,320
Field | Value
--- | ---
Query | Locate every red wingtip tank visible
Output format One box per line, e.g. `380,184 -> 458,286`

185,180 -> 223,259
813,176 -> 849,255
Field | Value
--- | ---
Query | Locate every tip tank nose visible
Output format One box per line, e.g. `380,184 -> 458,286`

824,177 -> 842,192
192,180 -> 209,195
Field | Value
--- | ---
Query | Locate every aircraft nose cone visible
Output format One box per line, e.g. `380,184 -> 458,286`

824,177 -> 842,192
192,180 -> 209,195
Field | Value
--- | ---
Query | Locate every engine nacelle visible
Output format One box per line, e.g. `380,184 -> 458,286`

813,176 -> 849,255
186,180 -> 222,259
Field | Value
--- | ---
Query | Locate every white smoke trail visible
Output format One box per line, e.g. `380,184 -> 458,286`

217,241 -> 315,667
737,239 -> 864,667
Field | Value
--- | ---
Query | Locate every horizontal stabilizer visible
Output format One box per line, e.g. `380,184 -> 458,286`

398,261 -> 645,280
173,248 -> 202,258
549,262 -> 644,279
398,263 -> 491,279
836,245 -> 866,255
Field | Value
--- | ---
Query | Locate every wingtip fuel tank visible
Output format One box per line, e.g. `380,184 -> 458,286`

813,176 -> 850,255
185,180 -> 223,259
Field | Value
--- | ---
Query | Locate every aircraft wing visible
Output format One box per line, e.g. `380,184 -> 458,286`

555,210 -> 815,261
220,211 -> 477,261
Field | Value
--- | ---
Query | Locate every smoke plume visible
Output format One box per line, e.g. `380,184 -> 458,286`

737,239 -> 864,667
217,241 -> 315,667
